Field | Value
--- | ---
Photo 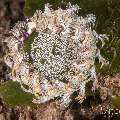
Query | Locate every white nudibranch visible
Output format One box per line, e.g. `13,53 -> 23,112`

4,3 -> 109,107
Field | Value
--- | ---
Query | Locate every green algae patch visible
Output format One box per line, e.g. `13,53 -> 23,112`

23,31 -> 38,53
24,0 -> 64,16
24,0 -> 45,16
0,81 -> 35,107
23,31 -> 38,64
111,97 -> 120,109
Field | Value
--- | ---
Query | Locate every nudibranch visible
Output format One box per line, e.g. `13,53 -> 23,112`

4,3 -> 108,107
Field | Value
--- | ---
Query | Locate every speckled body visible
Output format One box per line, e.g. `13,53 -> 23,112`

4,3 -> 108,107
